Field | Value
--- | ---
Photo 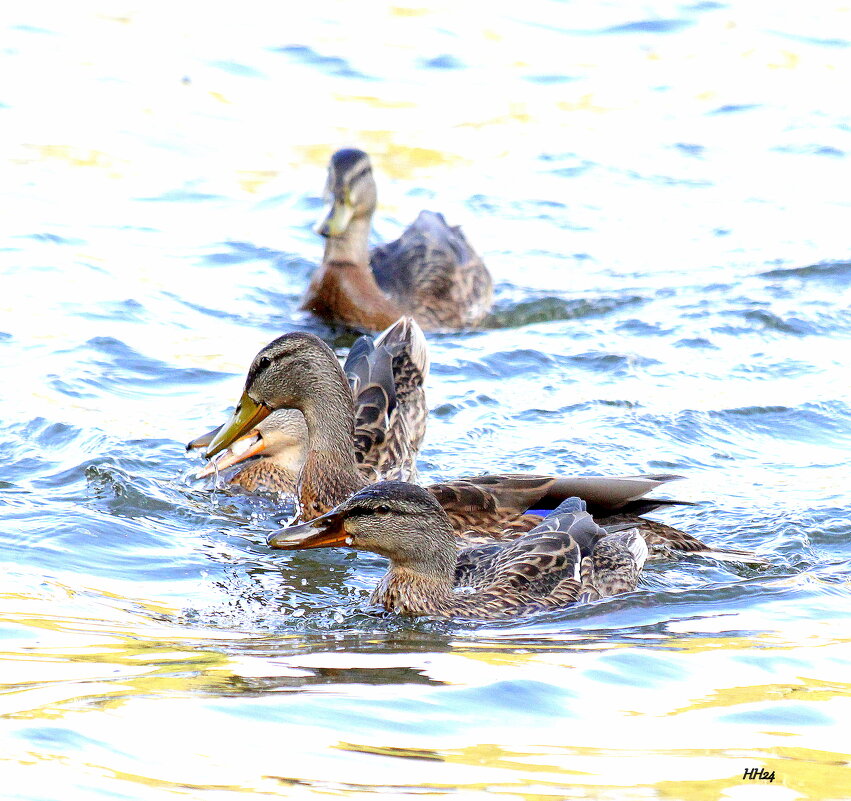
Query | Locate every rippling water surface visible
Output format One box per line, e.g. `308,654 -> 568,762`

2,2 -> 851,799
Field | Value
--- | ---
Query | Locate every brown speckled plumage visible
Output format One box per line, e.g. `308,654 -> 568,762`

269,483 -> 648,619
302,149 -> 493,332
345,316 -> 429,482
227,458 -> 298,495
296,448 -> 365,522
600,517 -> 768,564
578,528 -> 647,600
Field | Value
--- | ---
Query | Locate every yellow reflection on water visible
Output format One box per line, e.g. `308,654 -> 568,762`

340,95 -> 417,110
2,599 -> 850,799
389,6 -> 430,18
22,145 -> 115,169
671,678 -> 851,716
334,740 -> 851,800
236,169 -> 280,194
294,140 -> 464,180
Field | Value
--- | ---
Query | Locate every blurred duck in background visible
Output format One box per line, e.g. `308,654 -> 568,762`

302,148 -> 493,331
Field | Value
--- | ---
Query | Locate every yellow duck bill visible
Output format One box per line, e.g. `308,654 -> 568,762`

315,197 -> 354,238
204,392 -> 271,458
186,425 -> 221,452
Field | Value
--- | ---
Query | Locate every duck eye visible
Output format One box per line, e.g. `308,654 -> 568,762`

257,356 -> 271,371
374,505 -> 391,514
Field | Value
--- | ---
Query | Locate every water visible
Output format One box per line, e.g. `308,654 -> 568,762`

2,2 -> 850,799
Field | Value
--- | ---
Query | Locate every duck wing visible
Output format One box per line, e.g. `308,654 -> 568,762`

454,542 -> 503,588
428,473 -> 689,539
450,526 -> 584,618
455,497 -> 604,590
373,315 -> 429,464
345,317 -> 429,482
370,211 -> 493,330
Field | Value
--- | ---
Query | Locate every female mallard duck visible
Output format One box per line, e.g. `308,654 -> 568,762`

200,330 -> 765,564
189,316 -> 429,494
268,482 -> 649,618
193,409 -> 306,494
302,148 -> 493,331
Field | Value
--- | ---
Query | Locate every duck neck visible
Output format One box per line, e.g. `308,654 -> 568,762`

371,519 -> 459,614
295,372 -> 364,518
322,213 -> 372,268
371,567 -> 455,615
300,385 -> 355,454
231,460 -> 298,495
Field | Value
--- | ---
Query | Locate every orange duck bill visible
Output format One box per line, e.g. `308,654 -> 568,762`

267,511 -> 350,550
195,429 -> 266,479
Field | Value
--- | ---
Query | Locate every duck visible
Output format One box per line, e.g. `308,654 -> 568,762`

267,482 -> 649,618
192,409 -> 306,494
200,330 -> 766,564
301,148 -> 493,332
188,316 -> 429,494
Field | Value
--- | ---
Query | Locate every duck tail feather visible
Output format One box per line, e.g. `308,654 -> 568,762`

611,498 -> 699,517
691,547 -> 771,566
543,496 -> 587,518
622,528 -> 649,570
343,334 -> 376,391
602,522 -> 639,534
375,316 -> 430,380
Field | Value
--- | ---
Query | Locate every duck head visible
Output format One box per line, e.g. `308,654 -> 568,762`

268,481 -> 457,579
204,332 -> 351,459
316,148 -> 377,238
195,409 -> 308,478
